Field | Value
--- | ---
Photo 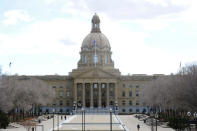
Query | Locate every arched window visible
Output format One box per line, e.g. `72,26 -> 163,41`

84,55 -> 87,63
105,55 -> 108,63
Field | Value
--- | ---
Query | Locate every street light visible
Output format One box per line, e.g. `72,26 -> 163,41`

82,108 -> 84,131
84,108 -> 85,131
115,101 -> 118,113
187,111 -> 191,130
73,101 -> 76,114
57,109 -> 59,131
155,113 -> 158,131
110,108 -> 112,131
194,112 -> 197,130
150,112 -> 154,131
52,109 -> 55,131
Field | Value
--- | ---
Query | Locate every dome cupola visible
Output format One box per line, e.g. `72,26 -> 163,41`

91,13 -> 101,33
78,13 -> 114,69
81,13 -> 111,51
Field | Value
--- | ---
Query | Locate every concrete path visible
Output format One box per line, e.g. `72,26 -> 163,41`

119,115 -> 174,131
0,115 -> 70,131
1,114 -> 175,131
59,114 -> 124,130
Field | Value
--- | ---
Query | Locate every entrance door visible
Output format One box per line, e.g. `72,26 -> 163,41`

93,83 -> 98,108
102,101 -> 106,108
85,83 -> 90,108
94,99 -> 98,107
86,100 -> 90,107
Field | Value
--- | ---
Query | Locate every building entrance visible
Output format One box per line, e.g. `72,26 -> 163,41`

85,83 -> 90,107
102,101 -> 106,108
93,100 -> 98,107
86,100 -> 90,107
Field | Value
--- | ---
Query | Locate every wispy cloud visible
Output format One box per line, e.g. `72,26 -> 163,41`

2,10 -> 33,25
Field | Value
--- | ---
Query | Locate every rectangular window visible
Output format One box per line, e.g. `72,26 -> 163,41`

122,100 -> 126,106
122,84 -> 126,88
53,101 -> 56,106
52,85 -> 56,88
53,91 -> 56,98
66,100 -> 70,106
136,84 -> 139,88
129,101 -> 132,106
59,86 -> 63,88
110,91 -> 114,97
122,91 -> 126,97
129,91 -> 132,97
93,83 -> 98,88
66,85 -> 70,89
101,83 -> 106,88
136,91 -> 139,96
136,100 -> 140,106
129,84 -> 132,88
77,83 -> 82,97
59,91 -> 63,98
66,91 -> 70,97
59,100 -> 63,106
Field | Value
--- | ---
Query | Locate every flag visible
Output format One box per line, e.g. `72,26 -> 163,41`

9,62 -> 12,68
93,40 -> 96,45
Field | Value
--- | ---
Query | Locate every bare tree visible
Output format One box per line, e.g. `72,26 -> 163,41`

0,75 -> 53,114
141,64 -> 197,112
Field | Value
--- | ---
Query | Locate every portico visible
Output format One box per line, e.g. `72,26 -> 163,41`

73,79 -> 118,109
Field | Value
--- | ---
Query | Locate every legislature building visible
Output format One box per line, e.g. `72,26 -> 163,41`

38,14 -> 160,114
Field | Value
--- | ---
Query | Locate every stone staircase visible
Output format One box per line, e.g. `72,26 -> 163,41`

74,108 -> 119,115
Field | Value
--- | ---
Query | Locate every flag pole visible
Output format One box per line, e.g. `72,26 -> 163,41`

94,40 -> 96,67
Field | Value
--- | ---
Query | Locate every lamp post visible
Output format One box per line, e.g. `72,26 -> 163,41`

194,112 -> 197,130
115,101 -> 118,114
73,101 -> 76,114
110,108 -> 112,131
187,111 -> 192,130
52,109 -> 55,131
84,108 -> 85,131
82,108 -> 84,131
57,109 -> 59,131
150,112 -> 154,131
155,113 -> 158,131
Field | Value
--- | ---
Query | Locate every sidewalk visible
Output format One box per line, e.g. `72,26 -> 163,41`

0,115 -> 70,131
119,115 -> 174,131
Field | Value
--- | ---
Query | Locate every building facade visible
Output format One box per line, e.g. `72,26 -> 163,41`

39,14 -> 159,114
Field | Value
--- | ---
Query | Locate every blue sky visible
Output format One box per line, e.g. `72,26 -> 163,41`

0,0 -> 197,75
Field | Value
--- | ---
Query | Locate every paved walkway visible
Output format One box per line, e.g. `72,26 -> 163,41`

119,115 -> 174,131
0,115 -> 70,131
1,114 -> 175,131
59,114 -> 124,130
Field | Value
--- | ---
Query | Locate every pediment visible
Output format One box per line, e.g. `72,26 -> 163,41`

75,68 -> 116,78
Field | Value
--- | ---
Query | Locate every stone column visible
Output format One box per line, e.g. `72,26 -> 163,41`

106,83 -> 109,107
114,83 -> 118,103
98,83 -> 101,108
74,83 -> 77,102
82,83 -> 85,107
90,83 -> 93,108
